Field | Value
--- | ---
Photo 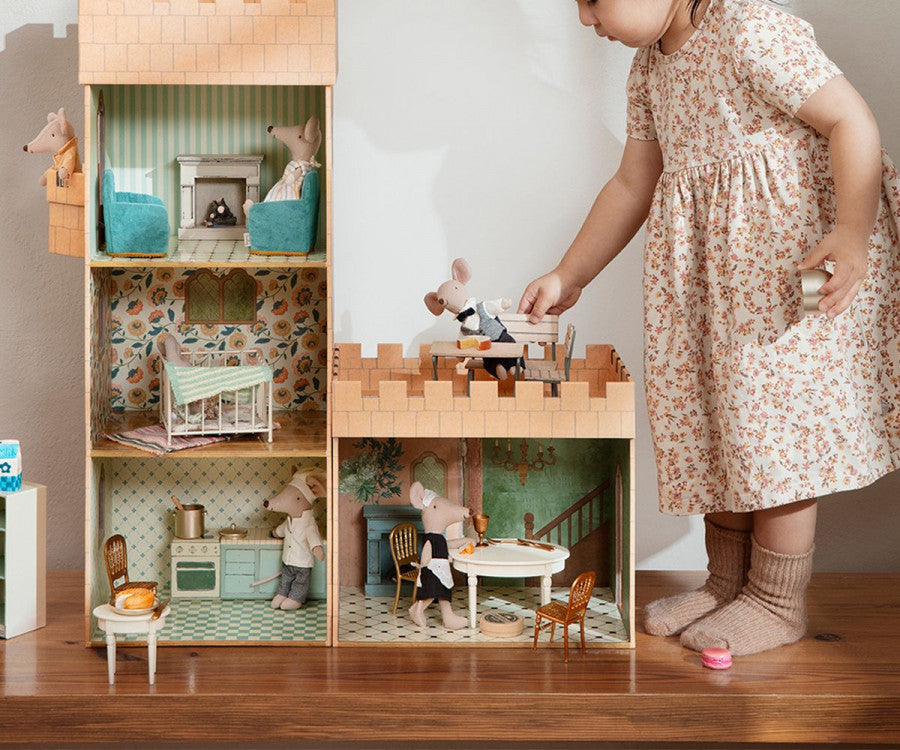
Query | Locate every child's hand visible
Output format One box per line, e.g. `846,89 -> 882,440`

798,226 -> 869,318
518,270 -> 583,324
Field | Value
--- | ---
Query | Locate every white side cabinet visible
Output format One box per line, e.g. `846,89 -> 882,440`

0,483 -> 46,638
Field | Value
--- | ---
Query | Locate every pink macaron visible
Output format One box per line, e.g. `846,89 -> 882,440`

701,647 -> 732,670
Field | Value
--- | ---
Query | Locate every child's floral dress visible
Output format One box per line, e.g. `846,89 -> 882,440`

630,0 -> 900,514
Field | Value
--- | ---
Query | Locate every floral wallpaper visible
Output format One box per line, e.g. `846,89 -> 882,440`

107,267 -> 327,412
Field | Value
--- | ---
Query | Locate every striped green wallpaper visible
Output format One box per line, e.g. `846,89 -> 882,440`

97,85 -> 327,241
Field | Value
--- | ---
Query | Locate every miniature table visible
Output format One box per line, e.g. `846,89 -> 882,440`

92,603 -> 171,685
449,541 -> 569,629
429,342 -> 525,381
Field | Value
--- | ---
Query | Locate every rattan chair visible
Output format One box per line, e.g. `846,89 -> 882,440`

103,534 -> 158,602
388,522 -> 419,615
531,570 -> 596,662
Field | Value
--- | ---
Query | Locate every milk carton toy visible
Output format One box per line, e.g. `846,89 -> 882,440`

0,441 -> 22,493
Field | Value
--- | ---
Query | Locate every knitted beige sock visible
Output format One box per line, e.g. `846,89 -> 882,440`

643,519 -> 751,637
680,538 -> 814,656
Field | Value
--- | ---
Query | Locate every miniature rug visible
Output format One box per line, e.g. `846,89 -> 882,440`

103,424 -> 230,456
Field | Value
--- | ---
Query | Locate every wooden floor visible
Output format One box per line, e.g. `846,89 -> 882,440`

1,570 -> 898,745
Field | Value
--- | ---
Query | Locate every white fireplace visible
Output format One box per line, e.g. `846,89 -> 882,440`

177,154 -> 264,240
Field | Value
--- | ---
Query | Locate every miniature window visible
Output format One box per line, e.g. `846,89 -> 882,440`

411,453 -> 447,497
185,269 -> 257,325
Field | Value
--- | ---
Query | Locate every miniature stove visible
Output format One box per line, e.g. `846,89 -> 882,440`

176,154 -> 264,241
171,534 -> 220,599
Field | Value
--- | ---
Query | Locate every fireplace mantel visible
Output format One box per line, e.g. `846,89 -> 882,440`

177,154 -> 264,241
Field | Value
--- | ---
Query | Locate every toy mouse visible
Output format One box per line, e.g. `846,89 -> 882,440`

243,115 -> 322,214
407,481 -> 472,630
264,469 -> 326,611
203,197 -> 238,227
425,257 -> 519,380
23,107 -> 82,187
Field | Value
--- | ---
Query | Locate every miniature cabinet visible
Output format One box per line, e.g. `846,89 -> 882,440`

0,483 -> 47,639
363,505 -> 423,597
80,0 -> 336,646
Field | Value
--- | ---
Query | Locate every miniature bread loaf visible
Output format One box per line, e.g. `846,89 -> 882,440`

121,588 -> 155,609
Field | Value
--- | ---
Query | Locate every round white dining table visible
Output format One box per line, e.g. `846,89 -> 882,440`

450,540 -> 569,629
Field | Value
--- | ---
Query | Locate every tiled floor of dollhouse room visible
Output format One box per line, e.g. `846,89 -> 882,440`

92,597 -> 328,643
339,585 -> 628,643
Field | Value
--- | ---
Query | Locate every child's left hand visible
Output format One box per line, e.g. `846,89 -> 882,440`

797,225 -> 870,318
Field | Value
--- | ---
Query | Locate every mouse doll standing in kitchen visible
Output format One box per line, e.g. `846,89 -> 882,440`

264,470 -> 326,611
408,481 -> 472,630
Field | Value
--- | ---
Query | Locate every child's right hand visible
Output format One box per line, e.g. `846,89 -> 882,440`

517,270 -> 583,324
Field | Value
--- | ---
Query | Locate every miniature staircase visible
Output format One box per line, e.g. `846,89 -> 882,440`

524,482 -> 611,586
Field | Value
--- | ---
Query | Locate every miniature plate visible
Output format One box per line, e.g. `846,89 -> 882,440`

111,595 -> 159,616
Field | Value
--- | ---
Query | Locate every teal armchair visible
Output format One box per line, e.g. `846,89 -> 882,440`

247,169 -> 320,256
102,169 -> 169,258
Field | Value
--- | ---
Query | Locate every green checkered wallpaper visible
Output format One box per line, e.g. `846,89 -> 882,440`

101,458 -> 326,589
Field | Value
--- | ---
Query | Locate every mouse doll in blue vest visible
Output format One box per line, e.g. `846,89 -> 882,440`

425,257 -> 519,379
263,469 -> 326,611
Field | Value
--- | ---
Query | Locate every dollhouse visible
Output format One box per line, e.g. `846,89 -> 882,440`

76,0 -> 635,651
79,0 -> 335,645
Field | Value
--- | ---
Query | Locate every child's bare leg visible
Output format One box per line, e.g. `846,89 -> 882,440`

706,510 -> 753,532
681,499 -> 816,655
437,599 -> 468,630
643,512 -> 752,636
754,498 -> 817,554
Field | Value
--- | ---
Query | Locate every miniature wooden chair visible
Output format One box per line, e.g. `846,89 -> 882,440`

388,522 -> 419,615
522,323 -> 576,397
531,570 -> 596,662
103,534 -> 158,602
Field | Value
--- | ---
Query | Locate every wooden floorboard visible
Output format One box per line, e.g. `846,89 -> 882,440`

1,570 -> 897,744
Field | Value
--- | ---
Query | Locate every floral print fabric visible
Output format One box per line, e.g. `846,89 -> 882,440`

628,0 -> 900,513
108,267 -> 327,413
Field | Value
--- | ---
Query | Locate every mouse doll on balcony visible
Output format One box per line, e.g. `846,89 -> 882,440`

425,257 -> 520,380
264,470 -> 326,611
407,481 -> 472,630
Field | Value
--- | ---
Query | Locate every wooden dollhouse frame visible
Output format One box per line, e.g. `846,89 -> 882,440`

76,0 -> 635,651
78,0 -> 337,646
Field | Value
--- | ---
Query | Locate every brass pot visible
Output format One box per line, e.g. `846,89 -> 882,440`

172,504 -> 205,539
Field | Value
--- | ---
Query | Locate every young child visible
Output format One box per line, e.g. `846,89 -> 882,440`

520,0 -> 900,656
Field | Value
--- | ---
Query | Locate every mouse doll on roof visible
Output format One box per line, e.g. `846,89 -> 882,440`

520,0 -> 900,657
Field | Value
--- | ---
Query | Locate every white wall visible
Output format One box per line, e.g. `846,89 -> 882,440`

2,0 -> 897,570
1,6 -> 83,570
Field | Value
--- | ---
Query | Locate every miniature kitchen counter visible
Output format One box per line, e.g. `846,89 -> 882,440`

220,527 -> 283,545
220,528 -> 326,601
220,528 -> 284,600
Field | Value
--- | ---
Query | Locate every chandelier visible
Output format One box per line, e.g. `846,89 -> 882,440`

491,439 -> 556,486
